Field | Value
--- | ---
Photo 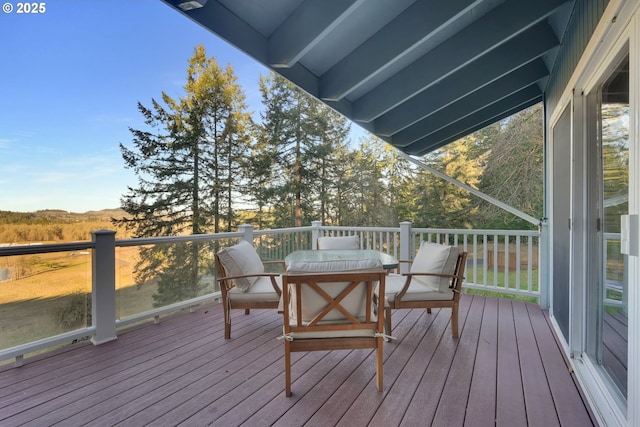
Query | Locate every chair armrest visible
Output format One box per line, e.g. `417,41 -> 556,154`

402,271 -> 463,279
390,272 -> 465,302
399,271 -> 465,291
217,272 -> 282,295
216,272 -> 281,281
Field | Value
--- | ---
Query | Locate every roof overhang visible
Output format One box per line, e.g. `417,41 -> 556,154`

161,0 -> 575,154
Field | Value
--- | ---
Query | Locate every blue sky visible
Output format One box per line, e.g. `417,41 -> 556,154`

1,1 -> 364,213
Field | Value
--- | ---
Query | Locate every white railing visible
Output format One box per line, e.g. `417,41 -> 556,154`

604,232 -> 625,309
410,227 -> 541,297
0,221 -> 541,365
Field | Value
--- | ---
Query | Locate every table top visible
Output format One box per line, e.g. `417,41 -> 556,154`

284,249 -> 399,270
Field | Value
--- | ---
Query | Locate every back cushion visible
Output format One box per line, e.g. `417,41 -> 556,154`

410,242 -> 459,292
217,241 -> 264,292
287,258 -> 382,322
317,235 -> 359,250
293,279 -> 368,323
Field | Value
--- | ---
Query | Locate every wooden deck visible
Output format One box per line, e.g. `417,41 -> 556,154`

603,310 -> 628,393
0,294 -> 596,427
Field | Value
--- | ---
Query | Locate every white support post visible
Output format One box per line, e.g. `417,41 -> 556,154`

399,221 -> 412,274
239,224 -> 254,244
311,221 -> 322,249
91,230 -> 117,345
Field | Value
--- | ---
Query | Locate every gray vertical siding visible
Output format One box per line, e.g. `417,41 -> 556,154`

545,0 -> 609,117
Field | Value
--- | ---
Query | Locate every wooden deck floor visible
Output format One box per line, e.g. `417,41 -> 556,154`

0,294 -> 596,427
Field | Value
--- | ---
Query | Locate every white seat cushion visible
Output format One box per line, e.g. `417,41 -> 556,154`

217,240 -> 264,292
317,235 -> 359,249
228,276 -> 282,302
286,258 -> 382,273
410,242 -> 459,292
385,274 -> 454,302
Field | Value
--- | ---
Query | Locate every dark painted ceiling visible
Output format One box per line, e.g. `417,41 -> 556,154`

162,0 -> 575,155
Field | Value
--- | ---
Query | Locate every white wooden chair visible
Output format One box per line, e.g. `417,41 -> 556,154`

281,268 -> 387,396
384,243 -> 467,337
215,241 -> 284,339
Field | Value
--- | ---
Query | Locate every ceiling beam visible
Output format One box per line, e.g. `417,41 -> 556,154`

319,0 -> 481,101
351,0 -> 568,122
373,25 -> 557,136
410,99 -> 542,155
391,60 -> 549,147
268,0 -> 367,68
407,90 -> 542,155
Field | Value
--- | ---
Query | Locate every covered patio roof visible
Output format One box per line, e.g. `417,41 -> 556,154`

161,0 -> 575,155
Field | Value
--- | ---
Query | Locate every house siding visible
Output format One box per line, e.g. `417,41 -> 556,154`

545,0 -> 610,114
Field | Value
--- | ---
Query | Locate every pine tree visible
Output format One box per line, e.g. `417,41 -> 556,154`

113,45 -> 251,306
257,73 -> 351,228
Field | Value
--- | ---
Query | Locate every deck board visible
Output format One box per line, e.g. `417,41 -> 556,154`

527,303 -> 595,427
430,292 -> 484,427
513,300 -> 559,427
397,295 -> 474,427
465,296 -> 498,427
496,298 -> 528,426
0,294 -> 597,427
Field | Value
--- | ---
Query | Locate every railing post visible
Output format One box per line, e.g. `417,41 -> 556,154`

91,230 -> 117,345
399,221 -> 412,273
311,221 -> 322,249
239,224 -> 254,244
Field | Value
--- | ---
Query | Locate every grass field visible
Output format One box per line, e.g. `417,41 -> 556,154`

0,247 -> 158,350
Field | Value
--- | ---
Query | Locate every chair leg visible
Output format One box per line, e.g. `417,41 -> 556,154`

451,303 -> 459,338
376,338 -> 384,392
426,308 -> 432,314
285,342 -> 292,397
224,323 -> 231,339
384,306 -> 392,338
245,309 -> 250,315
223,300 -> 231,340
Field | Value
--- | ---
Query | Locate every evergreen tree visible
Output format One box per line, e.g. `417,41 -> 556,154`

407,138 -> 485,229
345,137 -> 396,226
308,102 -> 351,225
113,45 -> 251,306
475,104 -> 543,229
257,73 -> 351,228
243,129 -> 277,230
320,141 -> 357,225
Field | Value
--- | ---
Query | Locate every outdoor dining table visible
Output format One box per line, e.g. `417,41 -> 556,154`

284,249 -> 399,270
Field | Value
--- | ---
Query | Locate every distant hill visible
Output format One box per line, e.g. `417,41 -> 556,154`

0,209 -> 128,225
